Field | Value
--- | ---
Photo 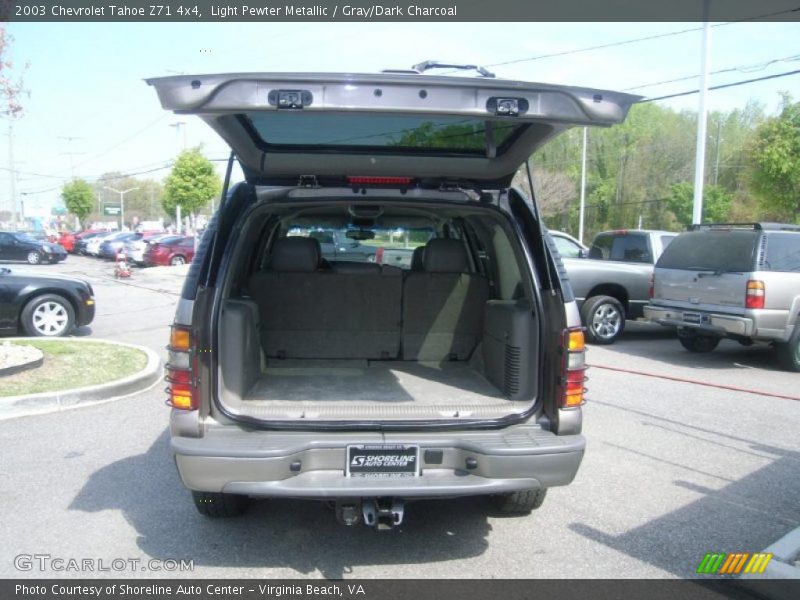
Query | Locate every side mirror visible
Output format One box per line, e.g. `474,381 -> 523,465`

578,249 -> 588,258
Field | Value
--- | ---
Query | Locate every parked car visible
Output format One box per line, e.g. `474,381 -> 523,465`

306,229 -> 379,262
74,231 -> 109,255
85,232 -> 120,257
99,232 -> 144,259
645,222 -> 800,371
143,236 -> 195,266
0,231 -> 68,265
0,267 -> 95,336
560,229 -> 676,343
125,234 -> 180,266
148,68 -> 637,524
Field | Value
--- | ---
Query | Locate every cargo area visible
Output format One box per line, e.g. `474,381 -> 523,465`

214,196 -> 540,422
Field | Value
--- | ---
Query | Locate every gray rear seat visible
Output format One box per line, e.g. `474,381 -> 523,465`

401,238 -> 489,361
248,237 -> 402,360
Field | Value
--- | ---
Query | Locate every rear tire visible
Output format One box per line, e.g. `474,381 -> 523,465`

678,330 -> 720,353
581,295 -> 625,344
492,488 -> 547,515
191,491 -> 249,518
776,326 -> 800,372
170,255 -> 186,266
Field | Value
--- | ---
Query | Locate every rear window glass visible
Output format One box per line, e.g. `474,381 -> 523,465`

589,233 -> 651,263
657,230 -> 758,272
245,112 -> 522,155
287,227 -> 433,269
765,233 -> 800,272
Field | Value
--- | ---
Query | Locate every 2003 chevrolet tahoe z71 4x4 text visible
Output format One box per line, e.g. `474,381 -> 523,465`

148,64 -> 638,529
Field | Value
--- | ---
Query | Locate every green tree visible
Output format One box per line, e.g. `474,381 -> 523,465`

162,148 -> 221,219
665,182 -> 733,229
61,179 -> 96,227
748,95 -> 800,222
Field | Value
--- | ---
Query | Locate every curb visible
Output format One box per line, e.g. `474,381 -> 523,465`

0,338 -> 163,420
0,349 -> 44,377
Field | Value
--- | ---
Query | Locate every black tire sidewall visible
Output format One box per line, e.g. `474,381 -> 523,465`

777,325 -> 800,372
581,295 -> 626,344
20,294 -> 76,337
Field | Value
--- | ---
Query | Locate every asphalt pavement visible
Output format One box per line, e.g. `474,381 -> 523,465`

0,256 -> 797,579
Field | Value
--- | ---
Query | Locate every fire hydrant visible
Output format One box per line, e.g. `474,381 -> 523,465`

114,247 -> 132,279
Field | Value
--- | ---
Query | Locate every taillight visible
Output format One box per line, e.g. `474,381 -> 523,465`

375,247 -> 385,264
648,273 -> 654,299
561,328 -> 588,408
745,280 -> 765,309
166,325 -> 197,410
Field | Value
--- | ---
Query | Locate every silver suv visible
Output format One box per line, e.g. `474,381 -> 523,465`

148,67 -> 638,527
645,223 -> 800,371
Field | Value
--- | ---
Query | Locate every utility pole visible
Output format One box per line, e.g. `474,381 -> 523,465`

104,186 -> 139,230
692,1 -> 712,225
170,121 -> 187,153
59,136 -> 85,177
713,118 -> 722,186
578,127 -> 588,243
8,119 -> 17,227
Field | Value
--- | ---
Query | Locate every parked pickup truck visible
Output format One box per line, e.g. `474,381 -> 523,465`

560,229 -> 677,344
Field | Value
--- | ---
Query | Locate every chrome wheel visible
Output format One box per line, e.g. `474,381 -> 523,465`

591,303 -> 622,341
27,251 -> 42,265
170,255 -> 186,266
32,301 -> 69,336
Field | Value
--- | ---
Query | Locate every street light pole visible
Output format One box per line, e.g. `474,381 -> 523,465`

692,2 -> 712,225
104,186 -> 139,230
578,127 -> 588,244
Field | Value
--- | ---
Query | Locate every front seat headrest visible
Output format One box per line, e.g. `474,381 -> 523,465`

271,237 -> 321,272
424,239 -> 469,273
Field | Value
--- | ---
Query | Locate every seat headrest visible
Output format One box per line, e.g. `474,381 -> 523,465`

424,239 -> 469,273
411,245 -> 425,271
271,237 -> 320,272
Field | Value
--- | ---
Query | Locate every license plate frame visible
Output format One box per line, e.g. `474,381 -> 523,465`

682,312 -> 702,324
346,444 -> 420,478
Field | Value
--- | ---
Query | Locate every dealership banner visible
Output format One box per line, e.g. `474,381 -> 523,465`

5,0 -> 800,22
3,579 -> 800,600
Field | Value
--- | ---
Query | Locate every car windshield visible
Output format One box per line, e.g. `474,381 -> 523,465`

287,226 -> 434,269
657,229 -> 759,272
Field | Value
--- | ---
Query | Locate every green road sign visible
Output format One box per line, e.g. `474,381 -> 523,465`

103,204 -> 122,216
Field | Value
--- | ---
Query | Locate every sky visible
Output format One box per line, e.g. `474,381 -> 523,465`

2,20 -> 799,217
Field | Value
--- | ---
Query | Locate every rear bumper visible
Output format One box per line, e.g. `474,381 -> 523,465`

644,305 -> 754,337
170,424 -> 585,498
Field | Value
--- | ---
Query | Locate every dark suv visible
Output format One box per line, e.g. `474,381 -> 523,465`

148,68 -> 638,527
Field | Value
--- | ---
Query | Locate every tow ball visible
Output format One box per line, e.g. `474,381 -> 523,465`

334,498 -> 405,530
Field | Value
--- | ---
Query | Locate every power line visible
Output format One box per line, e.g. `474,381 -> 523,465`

640,68 -> 800,103
623,54 -> 800,91
483,8 -> 800,70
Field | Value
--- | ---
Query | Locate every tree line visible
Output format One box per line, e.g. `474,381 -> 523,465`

61,149 -> 221,230
529,94 -> 800,240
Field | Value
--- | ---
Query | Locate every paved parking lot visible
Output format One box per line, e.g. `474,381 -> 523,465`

0,255 -> 797,578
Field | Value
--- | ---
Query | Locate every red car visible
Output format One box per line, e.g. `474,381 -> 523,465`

143,236 -> 195,266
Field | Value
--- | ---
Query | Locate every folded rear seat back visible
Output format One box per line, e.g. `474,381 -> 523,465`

402,238 -> 489,361
248,238 -> 402,360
